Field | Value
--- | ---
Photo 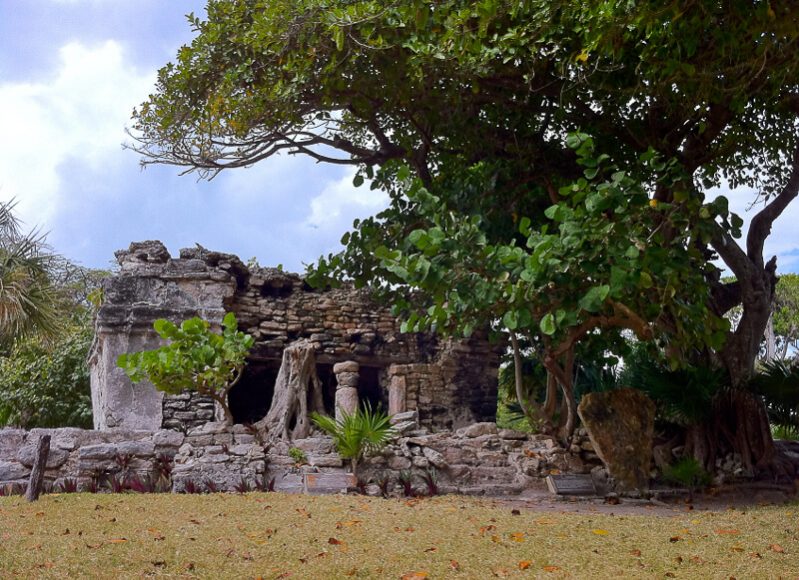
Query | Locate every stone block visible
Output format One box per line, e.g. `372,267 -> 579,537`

308,454 -> 344,468
498,429 -> 528,440
0,461 -> 29,481
0,429 -> 27,460
18,443 -> 69,468
152,430 -> 185,448
388,456 -> 412,470
390,410 -> 417,426
116,441 -> 155,457
456,422 -> 498,438
332,361 -> 359,374
577,388 -> 655,492
335,387 -> 359,420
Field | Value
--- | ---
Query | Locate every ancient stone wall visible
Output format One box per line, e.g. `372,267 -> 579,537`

0,423 -> 604,496
91,241 -> 500,432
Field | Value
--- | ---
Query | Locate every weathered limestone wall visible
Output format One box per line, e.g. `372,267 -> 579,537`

0,427 -> 185,491
91,241 -> 500,432
1,424 -> 603,496
89,241 -> 241,430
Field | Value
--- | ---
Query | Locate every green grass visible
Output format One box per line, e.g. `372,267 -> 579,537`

1,493 -> 798,578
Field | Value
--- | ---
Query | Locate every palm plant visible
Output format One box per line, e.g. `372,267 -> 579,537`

0,200 -> 61,345
750,359 -> 799,436
311,403 -> 395,476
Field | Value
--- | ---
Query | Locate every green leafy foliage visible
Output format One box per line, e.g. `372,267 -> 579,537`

288,447 -> 308,465
0,200 -> 62,345
619,345 -> 726,426
0,312 -> 93,428
772,274 -> 799,359
117,312 -> 254,424
663,457 -> 712,501
311,404 -> 395,474
131,0 -> 799,447
750,359 -> 799,435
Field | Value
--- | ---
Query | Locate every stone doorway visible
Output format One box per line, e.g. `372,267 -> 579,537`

228,360 -> 280,424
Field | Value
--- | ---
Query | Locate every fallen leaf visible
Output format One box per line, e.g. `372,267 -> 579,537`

592,529 -> 609,535
106,538 -> 128,544
769,543 -> 785,553
336,520 -> 362,529
669,536 -> 681,543
328,537 -> 343,545
519,560 -> 532,570
630,549 -> 642,557
400,571 -> 429,579
479,525 -> 497,535
543,565 -> 562,572
423,546 -> 438,553
511,509 -> 521,516
749,552 -> 762,559
510,532 -> 526,542
450,560 -> 461,571
715,529 -> 740,535
492,567 -> 510,577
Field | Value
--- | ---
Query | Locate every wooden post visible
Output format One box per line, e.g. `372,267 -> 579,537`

25,434 -> 51,502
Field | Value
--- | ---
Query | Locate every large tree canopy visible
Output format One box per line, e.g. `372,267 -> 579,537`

132,0 -> 799,472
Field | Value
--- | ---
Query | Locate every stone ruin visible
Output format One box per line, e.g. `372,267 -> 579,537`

0,241 -> 611,496
89,241 -> 500,434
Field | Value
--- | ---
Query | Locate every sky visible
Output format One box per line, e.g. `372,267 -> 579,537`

1,0 -> 798,275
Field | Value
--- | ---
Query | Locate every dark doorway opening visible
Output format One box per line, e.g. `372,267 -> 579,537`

228,360 -> 280,424
316,363 -> 337,415
358,366 -> 384,411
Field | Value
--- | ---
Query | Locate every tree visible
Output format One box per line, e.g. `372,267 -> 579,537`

0,258 -> 106,429
117,313 -> 254,425
0,312 -> 94,428
0,200 -> 61,345
771,274 -> 799,361
131,1 -> 799,473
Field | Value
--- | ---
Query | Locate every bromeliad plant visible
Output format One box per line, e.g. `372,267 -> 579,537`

310,404 -> 395,476
117,312 -> 253,425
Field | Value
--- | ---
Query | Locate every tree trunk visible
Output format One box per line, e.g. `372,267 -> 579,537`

25,435 -> 50,502
256,339 -> 325,444
764,314 -> 776,362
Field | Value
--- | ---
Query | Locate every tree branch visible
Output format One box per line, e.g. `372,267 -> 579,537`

746,142 -> 799,269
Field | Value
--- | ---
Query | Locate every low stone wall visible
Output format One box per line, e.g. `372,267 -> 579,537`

1,422 -> 603,496
0,427 -> 184,491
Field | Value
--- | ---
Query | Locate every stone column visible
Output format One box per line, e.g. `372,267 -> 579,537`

388,374 -> 407,416
333,361 -> 359,421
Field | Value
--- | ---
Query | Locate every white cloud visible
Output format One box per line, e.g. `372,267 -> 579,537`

0,40 -> 153,228
304,171 -> 390,239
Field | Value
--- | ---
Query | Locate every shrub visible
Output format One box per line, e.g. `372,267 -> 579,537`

663,457 -> 711,502
288,447 -> 308,465
311,403 -> 395,476
57,478 -> 79,493
117,312 -> 253,425
398,470 -> 415,497
420,468 -> 439,497
376,474 -> 391,498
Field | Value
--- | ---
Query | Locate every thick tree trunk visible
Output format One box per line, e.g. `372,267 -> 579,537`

256,339 -> 325,444
25,435 -> 50,502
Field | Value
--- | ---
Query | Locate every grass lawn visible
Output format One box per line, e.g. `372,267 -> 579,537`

1,492 -> 798,578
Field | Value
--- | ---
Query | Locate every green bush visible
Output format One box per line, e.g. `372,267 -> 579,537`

117,312 -> 253,425
311,404 -> 395,475
0,313 -> 93,428
663,457 -> 712,501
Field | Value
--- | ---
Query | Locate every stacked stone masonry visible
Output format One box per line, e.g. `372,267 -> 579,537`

0,423 -> 604,496
90,241 -> 501,432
